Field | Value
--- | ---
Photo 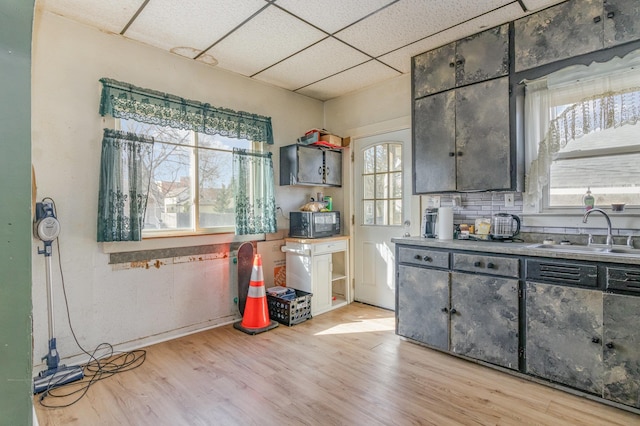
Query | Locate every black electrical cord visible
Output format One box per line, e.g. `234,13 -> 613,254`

37,198 -> 147,408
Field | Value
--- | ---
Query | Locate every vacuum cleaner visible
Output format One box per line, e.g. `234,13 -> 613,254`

33,200 -> 84,394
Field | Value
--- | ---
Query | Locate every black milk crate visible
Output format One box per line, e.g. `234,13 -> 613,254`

267,289 -> 312,326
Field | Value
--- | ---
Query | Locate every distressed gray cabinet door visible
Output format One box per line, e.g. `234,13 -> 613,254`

514,0 -> 603,72
397,265 -> 450,350
456,24 -> 509,86
413,91 -> 456,193
526,282 -> 603,394
324,149 -> 342,186
450,272 -> 519,370
413,43 -> 456,98
604,0 -> 640,47
603,293 -> 640,408
297,145 -> 325,185
455,77 -> 511,191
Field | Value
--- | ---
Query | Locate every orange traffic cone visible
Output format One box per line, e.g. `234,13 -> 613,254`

233,254 -> 279,335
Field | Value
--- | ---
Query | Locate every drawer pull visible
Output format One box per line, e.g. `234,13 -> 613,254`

423,256 -> 432,262
606,342 -> 615,349
414,254 -> 422,260
474,261 -> 482,267
593,16 -> 601,23
450,308 -> 457,315
487,262 -> 495,269
441,307 -> 449,313
606,11 -> 615,19
592,337 -> 600,344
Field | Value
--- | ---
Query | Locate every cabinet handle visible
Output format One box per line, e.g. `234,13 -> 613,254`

423,256 -> 432,262
325,167 -> 330,176
457,151 -> 463,157
593,16 -> 601,23
487,262 -> 495,269
414,254 -> 422,260
441,307 -> 449,313
592,337 -> 600,344
606,11 -> 615,19
606,342 -> 615,349
456,59 -> 464,66
318,166 -> 323,175
449,62 -> 455,68
474,261 -> 482,267
450,308 -> 457,315
449,152 -> 455,157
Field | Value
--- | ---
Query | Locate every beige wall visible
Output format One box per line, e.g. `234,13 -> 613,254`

30,10 -> 324,367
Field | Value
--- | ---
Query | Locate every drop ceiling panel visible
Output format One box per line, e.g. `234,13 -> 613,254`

38,0 -> 146,34
334,0 -> 514,58
205,5 -> 326,76
124,0 -> 267,55
522,0 -> 567,12
253,37 -> 371,90
273,0 -> 396,34
296,60 -> 400,101
379,3 -> 524,73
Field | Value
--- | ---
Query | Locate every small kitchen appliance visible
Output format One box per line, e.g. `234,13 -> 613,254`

289,211 -> 340,238
490,213 -> 521,240
423,208 -> 438,238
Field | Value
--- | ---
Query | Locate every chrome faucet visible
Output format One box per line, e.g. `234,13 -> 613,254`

582,208 -> 613,251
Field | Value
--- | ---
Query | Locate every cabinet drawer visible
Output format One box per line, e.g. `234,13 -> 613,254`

452,253 -> 518,278
312,239 -> 347,255
398,247 -> 449,269
526,259 -> 597,287
607,266 -> 640,294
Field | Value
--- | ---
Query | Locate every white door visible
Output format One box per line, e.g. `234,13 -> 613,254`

353,129 -> 412,310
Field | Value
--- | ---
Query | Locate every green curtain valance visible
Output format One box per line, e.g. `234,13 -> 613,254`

99,78 -> 274,145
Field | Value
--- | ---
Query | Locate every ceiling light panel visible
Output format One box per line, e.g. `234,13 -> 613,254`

335,0 -> 513,58
125,0 -> 267,55
38,0 -> 146,34
378,2 -> 523,73
206,6 -> 326,76
253,37 -> 371,91
274,0 -> 396,34
297,60 -> 399,101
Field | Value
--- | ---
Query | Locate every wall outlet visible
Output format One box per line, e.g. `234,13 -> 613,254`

504,193 -> 515,208
429,195 -> 441,208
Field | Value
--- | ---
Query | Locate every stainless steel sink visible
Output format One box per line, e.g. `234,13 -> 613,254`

528,243 -> 640,257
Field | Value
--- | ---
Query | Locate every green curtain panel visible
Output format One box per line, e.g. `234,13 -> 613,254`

99,78 -> 274,145
97,129 -> 155,242
233,148 -> 277,235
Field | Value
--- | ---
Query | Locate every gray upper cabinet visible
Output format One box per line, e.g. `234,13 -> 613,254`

413,24 -> 509,98
515,0 -> 640,72
413,77 -> 511,193
280,144 -> 342,187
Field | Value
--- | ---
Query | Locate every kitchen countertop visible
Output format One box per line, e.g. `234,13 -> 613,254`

391,236 -> 640,266
285,235 -> 350,244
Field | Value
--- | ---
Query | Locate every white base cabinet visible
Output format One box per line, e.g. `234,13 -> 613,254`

283,237 -> 350,316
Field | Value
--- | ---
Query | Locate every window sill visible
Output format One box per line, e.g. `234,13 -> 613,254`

101,232 -> 259,254
521,209 -> 640,231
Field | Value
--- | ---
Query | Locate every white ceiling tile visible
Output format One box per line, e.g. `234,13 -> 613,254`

274,0 -> 396,34
206,5 -> 326,76
125,0 -> 266,54
335,0 -> 513,57
296,61 -> 399,101
38,0 -> 146,34
253,38 -> 371,90
378,3 -> 524,73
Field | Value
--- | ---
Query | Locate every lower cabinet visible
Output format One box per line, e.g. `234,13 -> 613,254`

525,282 -> 604,394
451,272 -> 519,370
397,265 -> 449,351
603,293 -> 640,408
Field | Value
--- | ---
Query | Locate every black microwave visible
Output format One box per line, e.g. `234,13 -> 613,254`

289,211 -> 340,238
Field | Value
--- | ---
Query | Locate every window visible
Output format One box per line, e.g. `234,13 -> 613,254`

524,50 -> 640,213
119,119 -> 257,235
362,143 -> 403,225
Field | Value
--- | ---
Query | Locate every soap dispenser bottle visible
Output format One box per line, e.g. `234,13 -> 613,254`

583,187 -> 595,211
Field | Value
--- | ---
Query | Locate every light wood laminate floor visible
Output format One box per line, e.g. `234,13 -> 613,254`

35,303 -> 639,425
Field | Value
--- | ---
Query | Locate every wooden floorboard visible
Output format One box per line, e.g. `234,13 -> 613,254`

35,303 -> 640,425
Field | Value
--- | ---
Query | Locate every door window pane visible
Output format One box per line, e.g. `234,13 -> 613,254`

362,142 -> 403,225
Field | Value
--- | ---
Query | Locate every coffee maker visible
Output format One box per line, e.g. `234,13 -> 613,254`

423,208 -> 438,238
